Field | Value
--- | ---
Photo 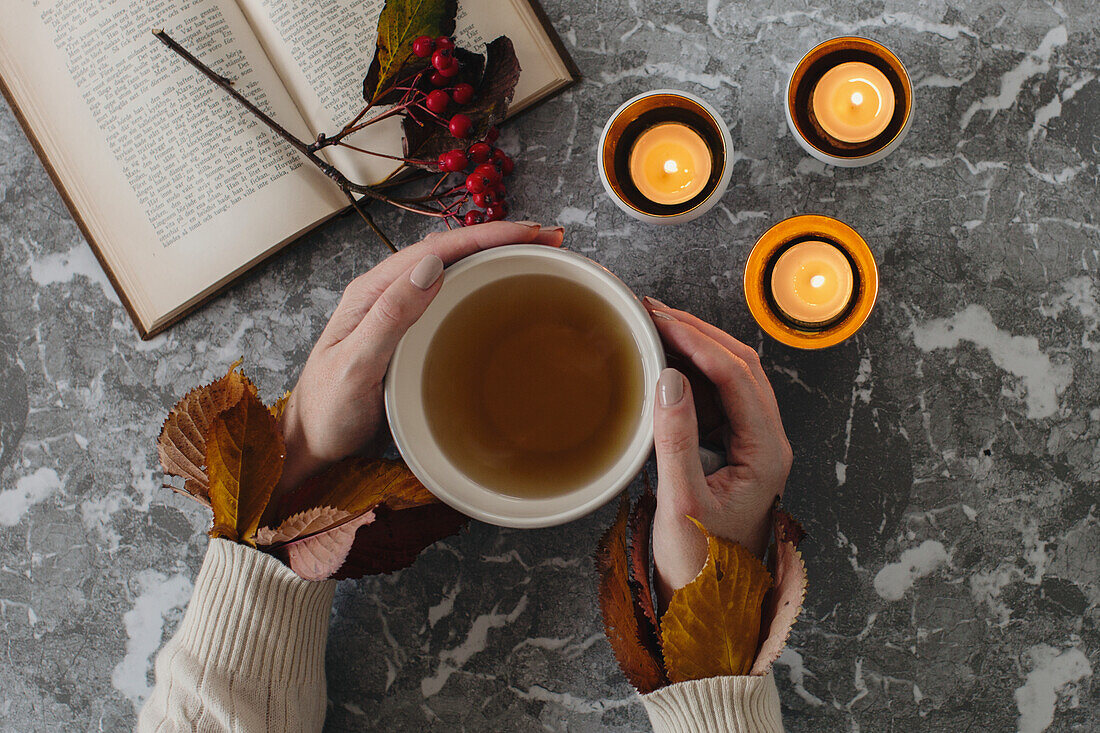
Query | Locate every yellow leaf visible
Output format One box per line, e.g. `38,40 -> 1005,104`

269,390 -> 291,421
661,518 -> 773,681
206,390 -> 285,546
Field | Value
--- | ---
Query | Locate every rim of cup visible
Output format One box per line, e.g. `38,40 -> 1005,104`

384,245 -> 665,528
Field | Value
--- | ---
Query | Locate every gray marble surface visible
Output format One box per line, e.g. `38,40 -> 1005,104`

2,0 -> 1098,731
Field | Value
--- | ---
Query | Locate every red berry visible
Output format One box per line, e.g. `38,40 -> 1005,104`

467,141 -> 492,165
449,113 -> 473,138
492,182 -> 507,198
465,171 -> 490,194
451,82 -> 475,105
464,210 -> 485,226
429,71 -> 448,87
472,192 -> 489,208
431,48 -> 454,71
438,149 -> 468,172
490,148 -> 514,175
485,202 -> 508,221
436,36 -> 455,51
438,60 -> 460,78
485,126 -> 500,143
475,162 -> 502,185
425,89 -> 450,114
412,36 -> 435,58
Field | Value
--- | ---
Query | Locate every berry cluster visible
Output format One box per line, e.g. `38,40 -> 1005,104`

434,126 -> 515,225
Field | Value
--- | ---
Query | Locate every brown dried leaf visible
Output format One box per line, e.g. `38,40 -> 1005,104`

282,509 -> 377,581
269,456 -> 434,530
750,508 -> 808,676
465,36 -> 520,140
333,502 -> 468,579
206,390 -> 285,546
157,363 -> 254,505
363,0 -> 458,104
628,482 -> 662,663
596,492 -> 667,694
661,518 -> 773,682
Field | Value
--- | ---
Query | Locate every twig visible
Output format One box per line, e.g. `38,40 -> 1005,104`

152,30 -> 444,221
344,191 -> 397,253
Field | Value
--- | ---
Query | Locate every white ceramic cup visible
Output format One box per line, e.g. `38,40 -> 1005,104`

384,245 -> 666,528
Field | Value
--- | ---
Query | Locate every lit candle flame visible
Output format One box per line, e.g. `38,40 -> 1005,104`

810,274 -> 826,288
850,91 -> 863,107
663,159 -> 678,174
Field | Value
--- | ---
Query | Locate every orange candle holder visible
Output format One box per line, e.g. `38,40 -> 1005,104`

598,90 -> 733,224
786,37 -> 913,167
744,215 -> 878,349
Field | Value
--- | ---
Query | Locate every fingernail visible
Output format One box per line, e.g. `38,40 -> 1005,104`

515,220 -> 541,227
658,368 -> 684,407
650,310 -> 674,321
642,296 -> 668,309
410,254 -> 444,290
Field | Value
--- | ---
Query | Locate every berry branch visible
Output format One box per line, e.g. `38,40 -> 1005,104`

152,0 -> 522,249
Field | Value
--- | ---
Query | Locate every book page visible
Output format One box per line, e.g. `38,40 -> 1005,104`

236,0 -> 571,185
0,0 -> 346,329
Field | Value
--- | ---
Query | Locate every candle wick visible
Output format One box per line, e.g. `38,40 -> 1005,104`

663,159 -> 678,174
810,274 -> 826,288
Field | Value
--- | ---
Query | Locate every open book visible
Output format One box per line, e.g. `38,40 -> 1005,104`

0,0 -> 578,338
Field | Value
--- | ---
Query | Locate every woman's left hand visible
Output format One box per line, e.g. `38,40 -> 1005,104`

275,221 -> 564,494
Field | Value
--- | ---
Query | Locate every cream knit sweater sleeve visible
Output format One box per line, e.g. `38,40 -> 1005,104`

136,538 -> 336,733
641,674 -> 784,732
137,538 -> 780,732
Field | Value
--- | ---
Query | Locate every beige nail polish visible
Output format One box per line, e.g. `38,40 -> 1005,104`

410,254 -> 444,290
658,368 -> 684,407
642,295 -> 669,309
515,220 -> 541,227
650,310 -> 674,322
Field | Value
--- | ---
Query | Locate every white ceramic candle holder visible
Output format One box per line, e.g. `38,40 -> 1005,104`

598,89 -> 734,224
785,37 -> 913,168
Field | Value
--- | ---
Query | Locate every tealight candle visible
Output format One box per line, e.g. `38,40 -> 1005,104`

770,240 -> 854,324
628,122 -> 712,205
811,61 -> 895,143
598,90 -> 733,224
744,215 -> 878,350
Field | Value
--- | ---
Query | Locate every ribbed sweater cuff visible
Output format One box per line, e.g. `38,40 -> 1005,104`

640,674 -> 783,733
174,538 -> 337,686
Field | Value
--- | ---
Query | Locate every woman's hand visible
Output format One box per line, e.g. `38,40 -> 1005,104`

642,298 -> 792,612
275,221 -> 565,494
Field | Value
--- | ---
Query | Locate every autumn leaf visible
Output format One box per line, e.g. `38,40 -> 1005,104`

269,390 -> 291,421
750,504 -> 808,676
205,390 -> 285,545
333,502 -> 468,579
661,518 -> 773,681
463,36 -> 520,139
363,0 -> 458,104
595,492 -> 667,694
265,456 -> 434,530
157,362 -> 256,506
628,482 -> 662,663
276,507 -> 378,582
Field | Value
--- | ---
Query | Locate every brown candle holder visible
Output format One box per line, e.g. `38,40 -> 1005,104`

786,37 -> 913,167
744,215 -> 878,349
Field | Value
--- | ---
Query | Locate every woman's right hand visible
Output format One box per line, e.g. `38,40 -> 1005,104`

642,298 -> 793,612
